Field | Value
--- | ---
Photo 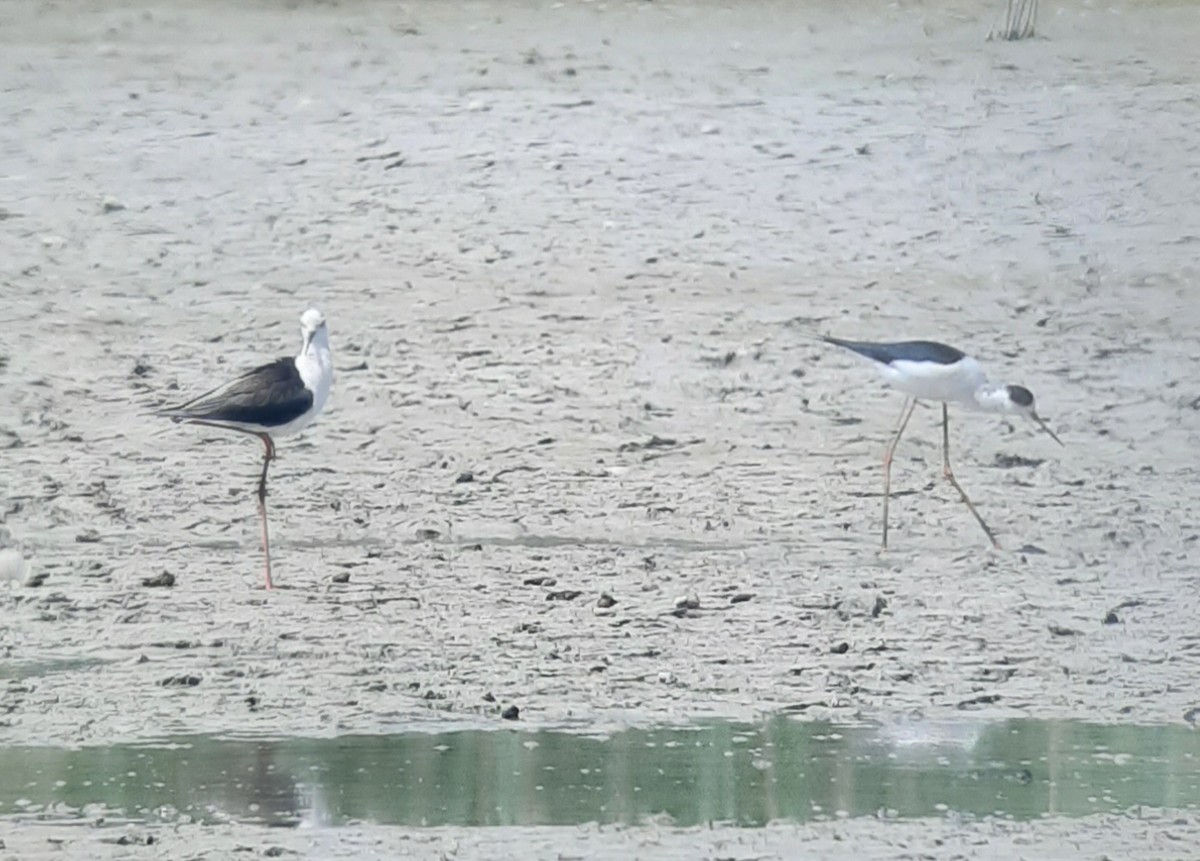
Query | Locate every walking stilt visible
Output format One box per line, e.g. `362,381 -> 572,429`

817,333 -> 1063,549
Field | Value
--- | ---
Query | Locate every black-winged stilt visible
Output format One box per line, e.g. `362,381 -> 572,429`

820,335 -> 1062,549
158,308 -> 333,588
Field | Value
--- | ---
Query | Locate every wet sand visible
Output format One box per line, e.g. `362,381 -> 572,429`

2,0 -> 1200,856
0,815 -> 1196,861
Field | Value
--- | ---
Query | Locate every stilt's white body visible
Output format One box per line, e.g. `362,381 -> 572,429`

877,357 -> 989,407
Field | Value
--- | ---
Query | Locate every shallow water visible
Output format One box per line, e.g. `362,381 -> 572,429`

0,657 -> 108,682
2,718 -> 1197,828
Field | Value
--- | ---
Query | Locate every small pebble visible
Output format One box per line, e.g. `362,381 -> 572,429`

546,589 -> 582,602
330,571 -> 351,584
593,592 -> 617,616
501,705 -> 519,720
830,642 -> 850,655
674,594 -> 701,610
0,549 -> 31,585
159,674 -> 201,688
1102,611 -> 1119,625
730,592 -> 753,604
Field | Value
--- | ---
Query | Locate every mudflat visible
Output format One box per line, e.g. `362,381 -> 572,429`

2,0 -> 1198,857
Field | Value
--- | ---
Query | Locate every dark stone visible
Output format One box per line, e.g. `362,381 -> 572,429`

546,589 -> 582,601
141,572 -> 175,588
159,674 -> 201,688
1048,625 -> 1081,637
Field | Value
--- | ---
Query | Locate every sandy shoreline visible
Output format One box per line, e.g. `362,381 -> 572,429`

2,0 -> 1199,855
1,814 -> 1197,861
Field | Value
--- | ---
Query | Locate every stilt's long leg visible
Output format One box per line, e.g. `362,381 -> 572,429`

881,398 -> 917,549
182,421 -> 281,587
941,403 -> 999,548
256,433 -> 276,590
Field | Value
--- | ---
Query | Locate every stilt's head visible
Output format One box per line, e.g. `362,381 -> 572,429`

300,308 -> 328,354
1004,385 -> 1064,446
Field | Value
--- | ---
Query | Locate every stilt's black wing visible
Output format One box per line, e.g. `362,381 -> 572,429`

158,358 -> 313,428
822,336 -> 965,367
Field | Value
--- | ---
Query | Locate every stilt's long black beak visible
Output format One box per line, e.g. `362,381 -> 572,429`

1033,412 -> 1064,446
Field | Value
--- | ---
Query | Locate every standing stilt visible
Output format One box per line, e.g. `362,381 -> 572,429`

881,397 -> 917,549
155,308 -> 334,589
941,403 -> 999,548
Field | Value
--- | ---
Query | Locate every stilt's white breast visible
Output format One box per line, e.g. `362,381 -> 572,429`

285,323 -> 333,436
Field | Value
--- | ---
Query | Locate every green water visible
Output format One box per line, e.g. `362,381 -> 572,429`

1,718 -> 1197,827
0,658 -> 107,681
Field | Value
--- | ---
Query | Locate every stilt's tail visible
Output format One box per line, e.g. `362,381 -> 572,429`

780,316 -> 835,349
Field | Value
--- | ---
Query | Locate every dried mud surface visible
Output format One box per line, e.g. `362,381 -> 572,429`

2,0 -> 1199,856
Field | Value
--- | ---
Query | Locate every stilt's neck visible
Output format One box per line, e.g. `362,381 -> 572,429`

301,326 -> 333,365
973,383 -> 1015,414
297,324 -> 334,413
